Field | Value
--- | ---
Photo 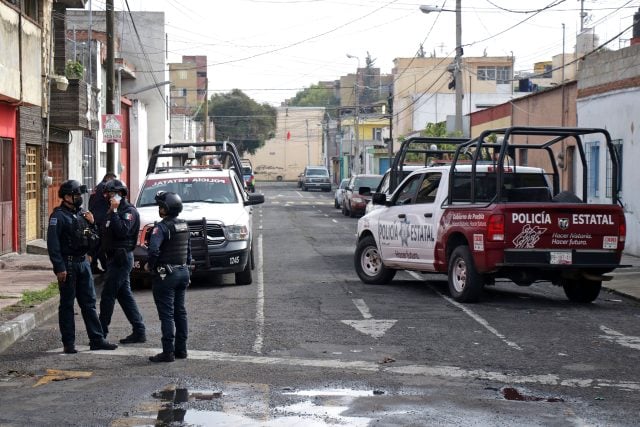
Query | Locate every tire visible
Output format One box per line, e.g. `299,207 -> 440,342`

235,257 -> 253,285
448,245 -> 483,302
354,235 -> 396,284
349,203 -> 357,218
562,278 -> 601,303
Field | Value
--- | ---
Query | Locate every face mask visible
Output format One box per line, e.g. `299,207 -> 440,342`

73,195 -> 83,208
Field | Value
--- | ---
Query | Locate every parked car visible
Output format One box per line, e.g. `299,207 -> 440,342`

334,178 -> 349,209
241,159 -> 255,193
301,165 -> 331,192
342,174 -> 383,218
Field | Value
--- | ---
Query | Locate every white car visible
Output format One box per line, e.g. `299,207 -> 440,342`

334,178 -> 349,209
132,168 -> 264,285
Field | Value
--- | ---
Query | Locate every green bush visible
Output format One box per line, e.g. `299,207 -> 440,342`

65,60 -> 84,79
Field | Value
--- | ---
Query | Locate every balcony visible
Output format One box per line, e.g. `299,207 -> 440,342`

50,79 -> 99,131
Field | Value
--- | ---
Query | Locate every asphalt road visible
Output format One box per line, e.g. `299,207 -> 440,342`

1,181 -> 639,426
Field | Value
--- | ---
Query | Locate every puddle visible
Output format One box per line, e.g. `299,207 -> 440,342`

501,387 -> 564,402
116,385 -> 378,426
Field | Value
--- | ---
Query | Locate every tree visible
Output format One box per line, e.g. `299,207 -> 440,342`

198,89 -> 277,156
288,84 -> 339,107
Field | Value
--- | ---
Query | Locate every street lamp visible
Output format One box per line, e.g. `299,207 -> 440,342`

346,53 -> 361,173
420,2 -> 463,135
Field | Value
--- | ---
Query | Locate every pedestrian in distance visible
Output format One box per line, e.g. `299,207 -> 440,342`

145,191 -> 191,363
47,179 -> 118,354
88,172 -> 117,274
98,179 -> 147,344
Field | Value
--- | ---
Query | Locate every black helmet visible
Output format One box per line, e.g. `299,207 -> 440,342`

104,179 -> 128,196
155,191 -> 183,216
58,180 -> 88,198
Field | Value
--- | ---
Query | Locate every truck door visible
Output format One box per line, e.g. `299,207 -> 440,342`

377,172 -> 441,270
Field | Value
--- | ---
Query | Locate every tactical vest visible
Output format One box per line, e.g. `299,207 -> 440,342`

157,218 -> 190,265
103,207 -> 138,251
68,209 -> 99,254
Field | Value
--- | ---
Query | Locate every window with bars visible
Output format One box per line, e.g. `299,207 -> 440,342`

606,139 -> 623,198
477,66 -> 512,84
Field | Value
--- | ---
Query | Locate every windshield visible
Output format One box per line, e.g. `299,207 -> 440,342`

354,176 -> 382,190
137,177 -> 238,207
306,168 -> 329,177
242,167 -> 252,175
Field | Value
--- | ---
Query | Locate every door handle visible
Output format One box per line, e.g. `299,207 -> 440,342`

424,213 -> 432,218
398,214 -> 406,219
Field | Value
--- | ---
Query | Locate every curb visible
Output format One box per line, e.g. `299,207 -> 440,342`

0,297 -> 58,353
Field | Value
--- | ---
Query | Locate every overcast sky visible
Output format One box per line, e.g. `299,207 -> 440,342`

94,0 -> 638,105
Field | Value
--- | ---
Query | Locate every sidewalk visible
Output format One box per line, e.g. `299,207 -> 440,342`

1,249 -> 639,353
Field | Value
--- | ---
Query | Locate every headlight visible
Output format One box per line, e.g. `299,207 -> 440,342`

225,224 -> 249,241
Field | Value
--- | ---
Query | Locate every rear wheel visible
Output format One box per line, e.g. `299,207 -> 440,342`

562,278 -> 601,303
354,235 -> 396,284
448,246 -> 483,302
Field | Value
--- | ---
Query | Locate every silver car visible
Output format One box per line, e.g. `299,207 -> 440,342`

334,178 -> 349,209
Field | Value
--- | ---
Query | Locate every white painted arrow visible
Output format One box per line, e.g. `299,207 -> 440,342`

341,299 -> 397,339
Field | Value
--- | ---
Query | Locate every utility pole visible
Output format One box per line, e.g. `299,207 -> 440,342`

106,0 -> 115,172
305,119 -> 311,165
454,0 -> 463,135
203,78 -> 208,141
354,74 -> 360,173
387,91 -> 393,169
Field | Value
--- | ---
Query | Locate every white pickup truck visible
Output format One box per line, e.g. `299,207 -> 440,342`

354,127 -> 627,303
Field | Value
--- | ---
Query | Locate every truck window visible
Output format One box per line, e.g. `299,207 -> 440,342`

450,172 -> 549,203
416,173 -> 441,204
395,174 -> 423,205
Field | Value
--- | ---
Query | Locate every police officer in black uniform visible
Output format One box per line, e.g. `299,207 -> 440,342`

99,179 -> 147,344
88,172 -> 116,273
145,191 -> 191,363
47,180 -> 118,353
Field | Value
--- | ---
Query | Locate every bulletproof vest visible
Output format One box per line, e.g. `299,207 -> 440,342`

69,210 -> 100,254
157,218 -> 190,265
104,205 -> 138,251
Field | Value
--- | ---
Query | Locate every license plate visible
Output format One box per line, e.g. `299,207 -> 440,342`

603,236 -> 618,249
550,251 -> 572,265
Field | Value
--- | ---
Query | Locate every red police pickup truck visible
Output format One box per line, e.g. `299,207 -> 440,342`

355,127 -> 626,303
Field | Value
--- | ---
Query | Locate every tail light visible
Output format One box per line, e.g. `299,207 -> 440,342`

137,224 -> 154,247
619,216 -> 626,243
487,214 -> 505,241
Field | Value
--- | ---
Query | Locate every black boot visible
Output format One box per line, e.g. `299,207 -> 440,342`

63,345 -> 78,354
175,350 -> 187,359
119,333 -> 147,344
90,340 -> 118,350
149,352 -> 175,363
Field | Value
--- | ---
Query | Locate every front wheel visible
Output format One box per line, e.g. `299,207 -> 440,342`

354,235 -> 396,284
235,257 -> 253,286
448,246 -> 483,303
562,278 -> 601,303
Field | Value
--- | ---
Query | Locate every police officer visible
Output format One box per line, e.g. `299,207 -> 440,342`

47,179 -> 118,353
99,179 -> 147,344
88,172 -> 117,274
145,191 -> 191,363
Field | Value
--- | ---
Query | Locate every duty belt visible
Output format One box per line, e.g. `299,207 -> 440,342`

66,255 -> 86,262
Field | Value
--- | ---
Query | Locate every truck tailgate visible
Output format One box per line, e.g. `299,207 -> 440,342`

501,203 -> 625,267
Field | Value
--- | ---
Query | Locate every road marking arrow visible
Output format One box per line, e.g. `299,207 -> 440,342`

341,299 -> 396,339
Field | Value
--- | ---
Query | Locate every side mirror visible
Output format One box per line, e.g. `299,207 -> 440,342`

372,192 -> 387,205
246,194 -> 265,206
